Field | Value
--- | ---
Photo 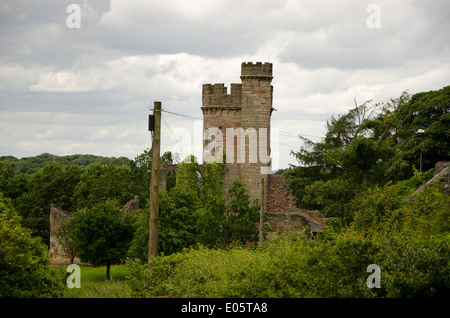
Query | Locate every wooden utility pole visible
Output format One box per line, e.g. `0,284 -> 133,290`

148,101 -> 161,269
259,177 -> 265,247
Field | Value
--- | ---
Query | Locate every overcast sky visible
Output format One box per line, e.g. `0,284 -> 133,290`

1,0 -> 449,169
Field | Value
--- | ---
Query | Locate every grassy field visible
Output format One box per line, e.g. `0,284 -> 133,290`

56,264 -> 131,298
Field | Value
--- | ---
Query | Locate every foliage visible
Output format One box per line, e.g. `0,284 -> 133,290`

387,86 -> 450,181
0,194 -> 65,297
350,170 -> 449,239
0,149 -> 175,244
72,163 -> 133,210
128,158 -> 262,260
283,165 -> 338,211
196,160 -> 226,247
0,153 -> 131,175
158,158 -> 202,254
302,178 -> 360,221
222,181 -> 261,245
158,190 -> 199,255
127,234 -> 376,298
127,168 -> 449,298
291,99 -> 394,185
376,233 -> 450,297
287,86 -> 449,226
10,162 -> 82,242
71,200 -> 135,280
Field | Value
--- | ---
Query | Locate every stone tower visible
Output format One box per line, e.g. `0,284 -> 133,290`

201,62 -> 274,209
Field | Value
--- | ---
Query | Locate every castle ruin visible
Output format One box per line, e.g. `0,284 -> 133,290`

160,62 -> 324,234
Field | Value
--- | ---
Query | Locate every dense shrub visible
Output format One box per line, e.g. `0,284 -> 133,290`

127,234 -> 376,298
127,178 -> 449,298
377,233 -> 450,298
0,194 -> 65,297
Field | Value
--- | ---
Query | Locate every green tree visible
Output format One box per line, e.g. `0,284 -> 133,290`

72,163 -> 132,210
128,149 -> 180,206
222,181 -> 260,245
0,161 -> 16,194
158,158 -> 200,254
12,162 -> 81,242
292,99 -> 396,185
339,137 -> 393,184
72,200 -> 135,280
0,194 -> 65,297
302,178 -> 359,221
387,86 -> 450,181
197,160 -> 226,247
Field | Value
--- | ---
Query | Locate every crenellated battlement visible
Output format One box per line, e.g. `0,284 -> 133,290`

202,83 -> 242,109
241,61 -> 273,78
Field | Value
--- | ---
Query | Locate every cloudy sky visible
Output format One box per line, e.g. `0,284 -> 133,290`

1,0 -> 449,169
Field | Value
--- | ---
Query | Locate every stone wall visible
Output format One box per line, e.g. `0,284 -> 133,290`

267,174 -> 324,235
49,204 -> 80,266
408,161 -> 450,199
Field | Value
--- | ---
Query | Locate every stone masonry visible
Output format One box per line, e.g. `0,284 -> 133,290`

49,204 -> 80,266
201,62 -> 273,210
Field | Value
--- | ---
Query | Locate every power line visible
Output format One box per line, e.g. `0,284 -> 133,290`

152,107 -> 447,170
158,107 -> 203,121
155,107 -> 325,141
272,141 -> 300,149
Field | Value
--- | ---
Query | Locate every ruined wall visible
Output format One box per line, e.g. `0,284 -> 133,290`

49,204 -> 79,266
267,174 -> 324,234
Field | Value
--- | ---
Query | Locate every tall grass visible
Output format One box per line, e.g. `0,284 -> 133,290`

56,264 -> 131,298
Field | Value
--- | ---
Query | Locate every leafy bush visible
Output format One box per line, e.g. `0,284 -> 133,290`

377,233 -> 450,297
127,234 -> 377,298
0,194 -> 65,297
127,177 -> 449,298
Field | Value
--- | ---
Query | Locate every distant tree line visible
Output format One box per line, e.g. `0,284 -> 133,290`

0,153 -> 132,175
0,150 -> 156,244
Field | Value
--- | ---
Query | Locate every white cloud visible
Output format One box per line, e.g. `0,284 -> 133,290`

0,0 -> 449,168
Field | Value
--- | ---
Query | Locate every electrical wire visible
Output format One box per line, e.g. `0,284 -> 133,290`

153,107 -> 324,142
149,106 -> 447,169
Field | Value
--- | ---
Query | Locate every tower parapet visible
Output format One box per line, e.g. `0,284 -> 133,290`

241,62 -> 273,79
202,83 -> 242,110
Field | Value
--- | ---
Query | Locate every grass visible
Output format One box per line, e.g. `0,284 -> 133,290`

56,264 -> 131,298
